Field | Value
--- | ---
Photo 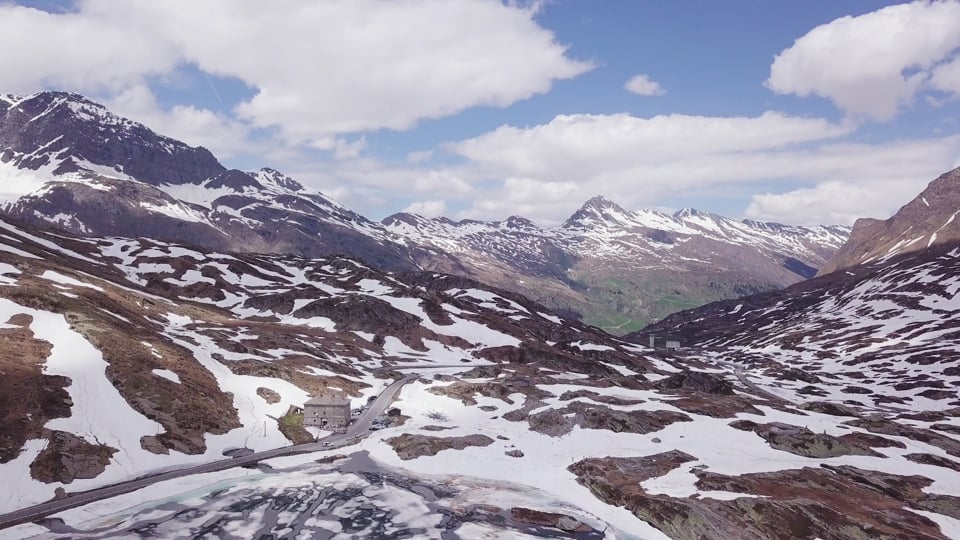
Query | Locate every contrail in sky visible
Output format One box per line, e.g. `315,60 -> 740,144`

204,73 -> 225,106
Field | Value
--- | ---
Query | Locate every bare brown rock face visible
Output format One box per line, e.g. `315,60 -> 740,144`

30,431 -> 117,484
509,507 -> 592,533
846,418 -> 960,458
729,420 -> 903,458
904,453 -> 960,473
256,387 -> 281,404
527,402 -> 691,437
657,370 -> 733,394
821,166 -> 960,275
386,434 -> 495,460
0,313 -> 69,464
569,454 -> 956,540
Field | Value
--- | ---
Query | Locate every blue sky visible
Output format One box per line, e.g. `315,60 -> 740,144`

3,0 -> 960,225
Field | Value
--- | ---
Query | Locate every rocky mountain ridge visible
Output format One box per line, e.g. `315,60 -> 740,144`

821,166 -> 960,275
0,91 -> 416,271
1,91 -> 850,334
384,196 -> 849,333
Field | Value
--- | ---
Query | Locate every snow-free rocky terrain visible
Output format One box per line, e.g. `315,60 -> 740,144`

1,91 -> 848,335
0,213 -> 957,539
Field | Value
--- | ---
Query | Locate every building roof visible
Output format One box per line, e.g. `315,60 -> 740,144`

305,393 -> 350,406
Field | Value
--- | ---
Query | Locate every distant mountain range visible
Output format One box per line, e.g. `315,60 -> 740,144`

384,197 -> 848,333
1,91 -> 849,333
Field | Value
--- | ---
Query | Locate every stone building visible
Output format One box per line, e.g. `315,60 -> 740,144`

648,334 -> 681,352
303,392 -> 351,431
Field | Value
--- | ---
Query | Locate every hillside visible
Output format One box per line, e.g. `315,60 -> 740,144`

0,217 -> 956,539
820,166 -> 960,275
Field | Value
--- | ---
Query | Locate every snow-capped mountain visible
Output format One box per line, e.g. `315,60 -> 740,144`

0,91 -> 416,271
1,215 -> 957,540
820,166 -> 960,275
1,91 -> 850,335
384,196 -> 849,334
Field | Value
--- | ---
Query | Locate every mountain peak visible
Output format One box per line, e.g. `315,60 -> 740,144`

253,168 -> 305,192
503,215 -> 536,230
562,195 -> 629,229
581,195 -> 619,211
673,208 -> 706,219
0,89 -> 225,187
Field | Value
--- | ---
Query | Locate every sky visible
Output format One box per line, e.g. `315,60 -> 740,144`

2,0 -> 960,226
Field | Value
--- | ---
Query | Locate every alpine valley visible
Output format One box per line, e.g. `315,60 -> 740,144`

1,92 -> 849,334
0,90 -> 957,540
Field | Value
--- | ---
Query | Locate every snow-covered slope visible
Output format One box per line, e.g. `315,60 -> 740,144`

0,91 -> 416,270
384,196 -> 849,334
635,240 -> 960,414
0,214 -> 635,515
0,217 -> 957,540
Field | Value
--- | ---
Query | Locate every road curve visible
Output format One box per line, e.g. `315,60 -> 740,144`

0,375 -> 417,531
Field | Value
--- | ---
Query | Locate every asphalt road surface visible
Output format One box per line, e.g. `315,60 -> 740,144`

0,375 -> 417,531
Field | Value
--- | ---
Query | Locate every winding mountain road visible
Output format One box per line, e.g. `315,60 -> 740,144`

0,375 -> 417,531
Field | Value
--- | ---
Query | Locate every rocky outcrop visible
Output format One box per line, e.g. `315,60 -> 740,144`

256,387 -> 281,404
528,402 -> 691,437
569,453 -> 957,540
730,420 -> 903,458
509,507 -> 591,533
428,377 -> 552,406
904,453 -> 960,473
386,434 -> 495,460
847,417 -> 960,458
30,431 -> 117,484
657,370 -> 734,395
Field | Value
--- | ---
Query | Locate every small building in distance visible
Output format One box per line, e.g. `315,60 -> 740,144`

648,334 -> 681,353
303,392 -> 351,431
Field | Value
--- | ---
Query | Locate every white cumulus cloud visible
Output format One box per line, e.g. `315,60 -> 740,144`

449,111 -> 853,181
624,74 -> 665,96
931,56 -> 960,97
105,84 -> 252,159
0,0 -> 591,143
767,0 -> 960,120
441,112 -> 960,225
